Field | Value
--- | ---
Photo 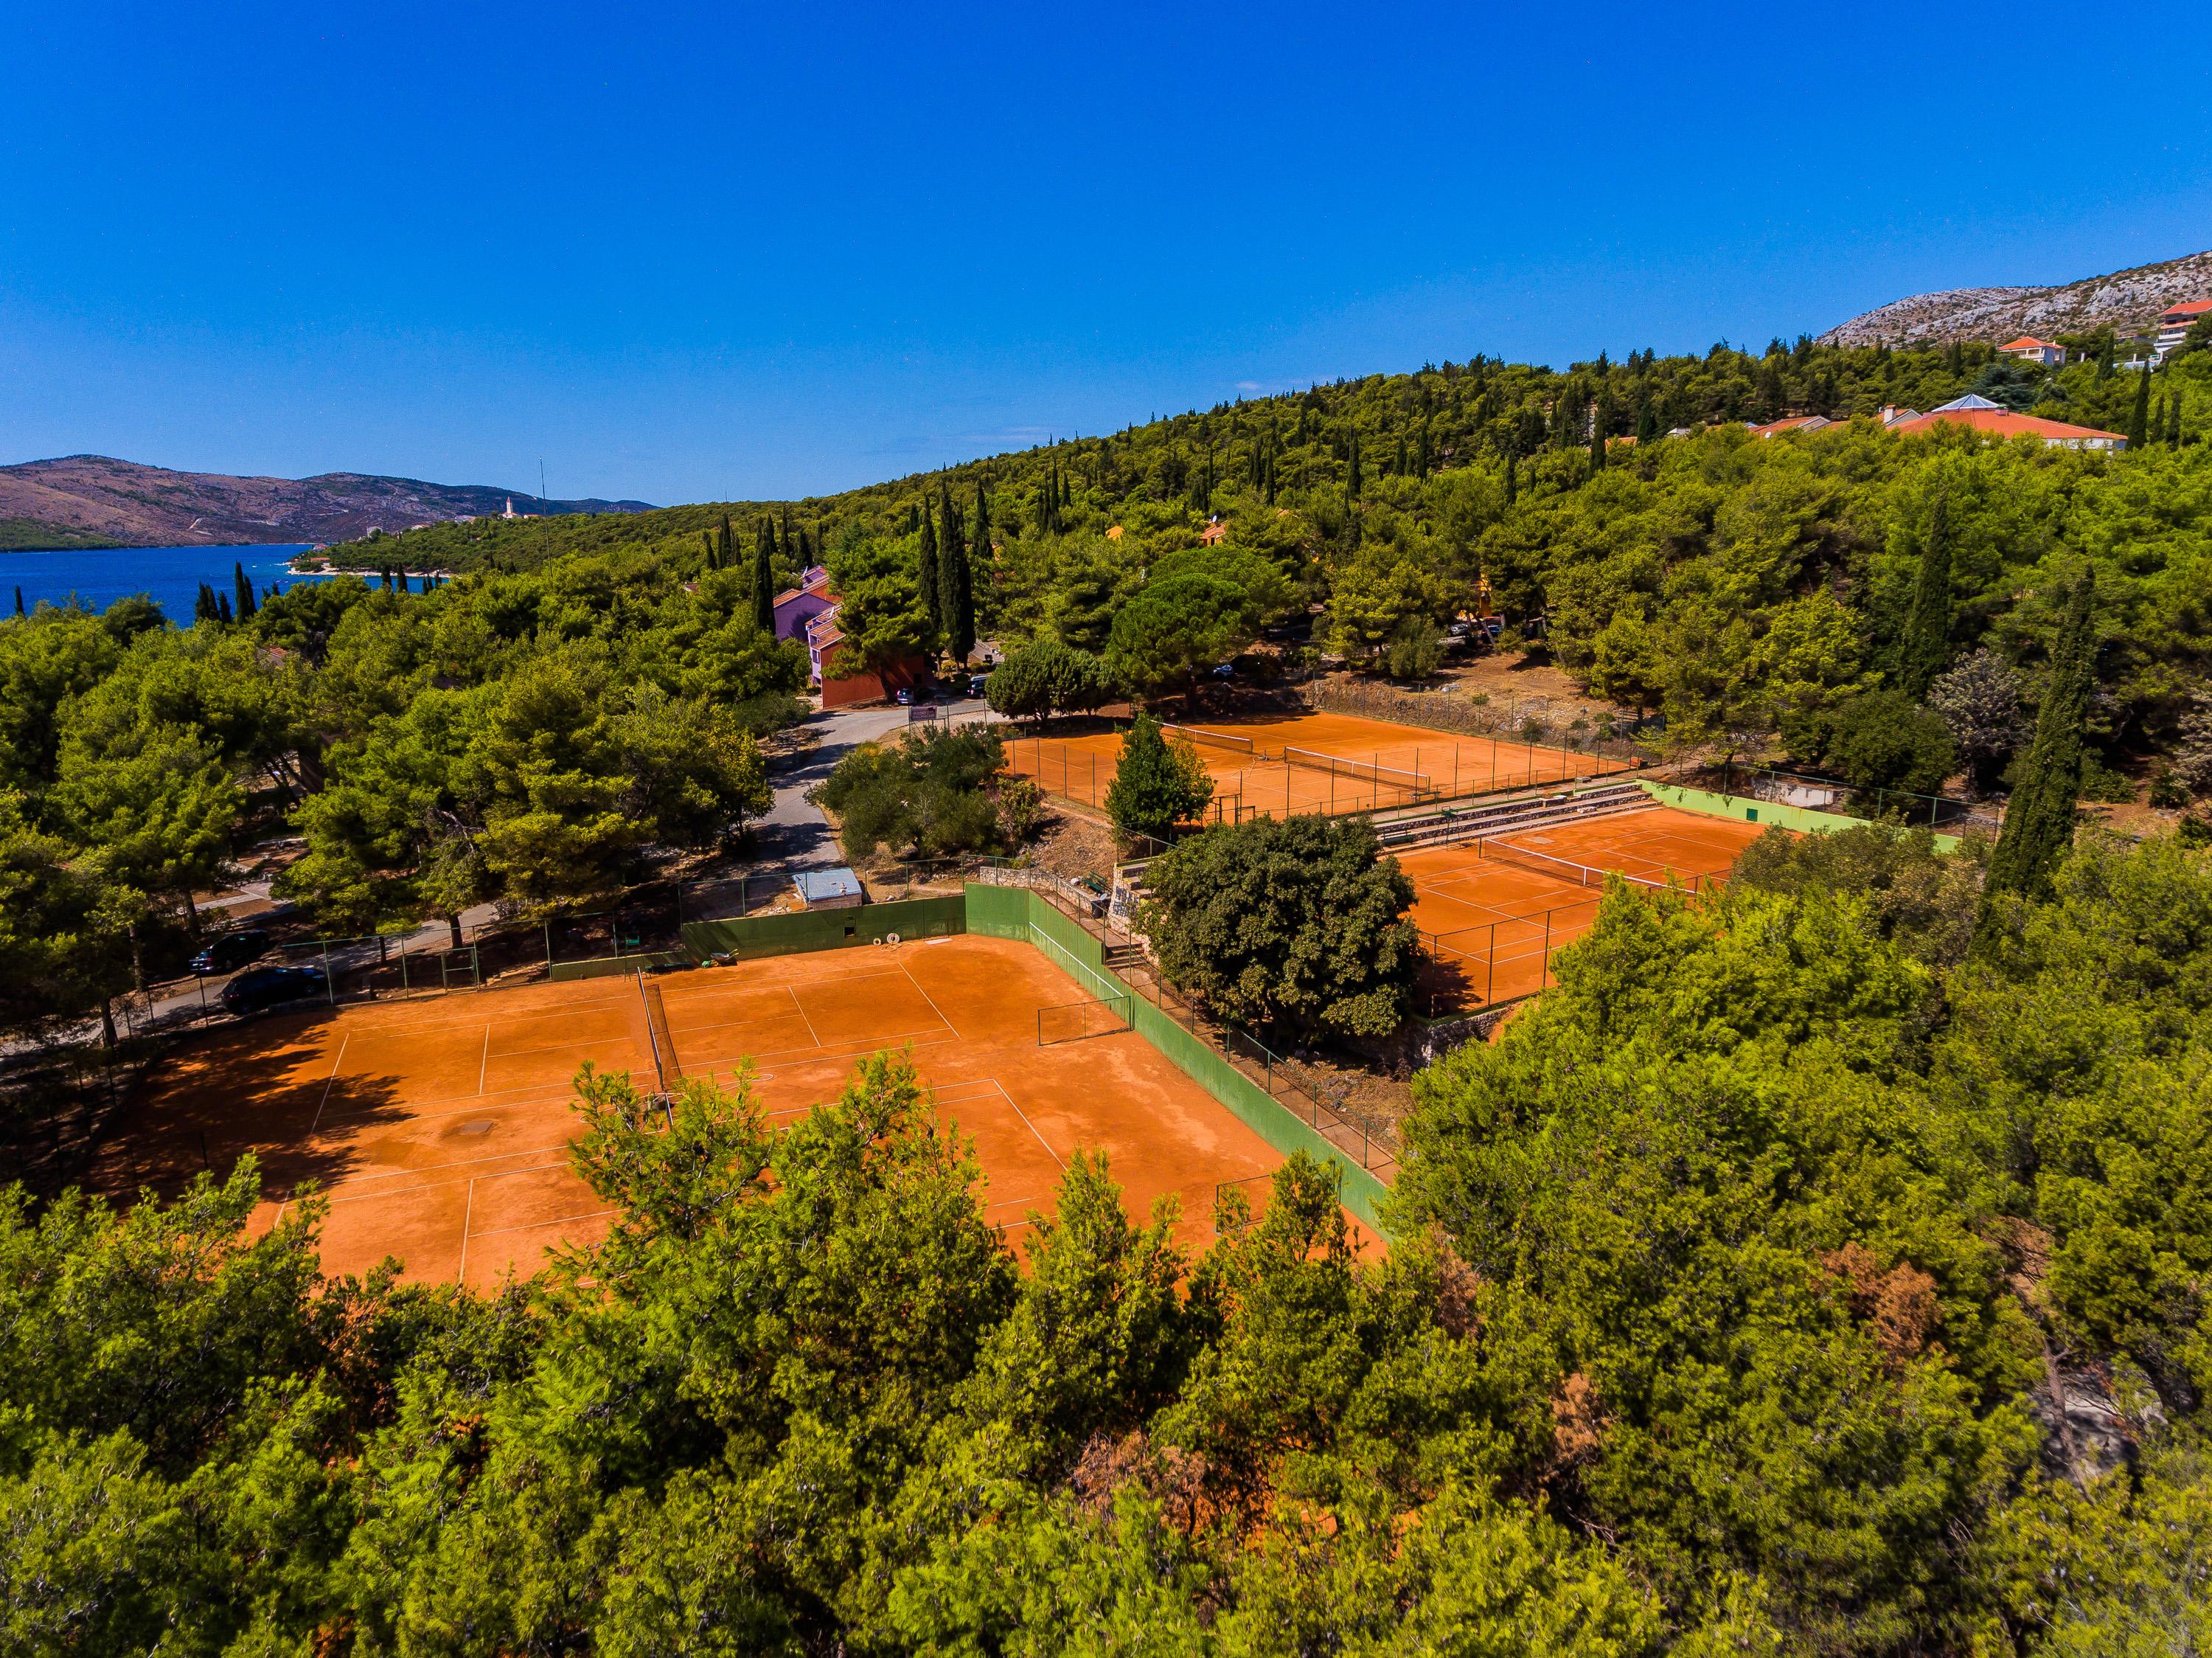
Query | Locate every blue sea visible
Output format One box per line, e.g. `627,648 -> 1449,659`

0,544 -> 341,625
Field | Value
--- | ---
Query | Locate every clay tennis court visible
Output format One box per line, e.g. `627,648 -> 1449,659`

94,935 -> 1307,1286
1004,708 -> 1629,821
1402,806 -> 1768,1011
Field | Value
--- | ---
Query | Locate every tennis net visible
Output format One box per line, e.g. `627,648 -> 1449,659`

1281,746 -> 1431,795
1478,837 -> 1689,894
639,974 -> 681,1092
1160,722 -> 1255,756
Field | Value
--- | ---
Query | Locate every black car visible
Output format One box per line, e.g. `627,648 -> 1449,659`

967,673 -> 989,697
191,928 -> 271,976
220,965 -> 324,1016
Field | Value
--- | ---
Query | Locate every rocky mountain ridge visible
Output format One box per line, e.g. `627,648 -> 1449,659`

0,454 -> 653,549
1818,248 -> 2212,348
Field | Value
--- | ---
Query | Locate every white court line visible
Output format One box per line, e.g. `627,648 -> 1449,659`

467,1205 -> 616,1243
953,1077 -> 1064,1174
478,1024 -> 490,1094
308,1033 -> 349,1134
900,960 -> 962,1041
457,1179 -> 475,1280
785,985 -> 824,1050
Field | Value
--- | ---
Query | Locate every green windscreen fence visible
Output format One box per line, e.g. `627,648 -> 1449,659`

681,894 -> 965,961
963,881 -> 1393,1238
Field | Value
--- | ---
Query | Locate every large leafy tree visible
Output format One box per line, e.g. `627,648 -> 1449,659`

1105,574 -> 1253,704
1138,813 -> 1418,1037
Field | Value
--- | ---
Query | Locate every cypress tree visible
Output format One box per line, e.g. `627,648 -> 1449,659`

13,586 -> 22,616
194,582 -> 218,624
1899,486 -> 1954,696
232,561 -> 257,620
216,591 -> 234,625
2128,365 -> 2152,450
720,513 -> 735,571
2168,390 -> 2185,446
1588,414 -> 1605,474
2096,329 -> 2115,381
700,530 -> 716,570
1505,454 -> 1518,506
2152,393 -> 2167,445
952,481 -> 983,662
1983,565 -> 2096,911
938,484 -> 961,628
752,520 -> 775,632
919,502 -> 942,641
1635,394 -> 1658,444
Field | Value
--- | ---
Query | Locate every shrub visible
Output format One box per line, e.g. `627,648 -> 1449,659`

993,776 -> 1045,842
815,725 -> 1005,860
1822,690 -> 1956,799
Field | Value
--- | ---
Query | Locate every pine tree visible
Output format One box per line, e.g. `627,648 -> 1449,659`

2129,364 -> 2152,450
919,501 -> 942,641
1899,487 -> 1954,696
1983,566 -> 2096,912
232,561 -> 257,620
752,520 -> 775,632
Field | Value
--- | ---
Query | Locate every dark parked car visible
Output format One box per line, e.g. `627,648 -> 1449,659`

967,673 -> 989,697
190,928 -> 271,976
220,965 -> 324,1016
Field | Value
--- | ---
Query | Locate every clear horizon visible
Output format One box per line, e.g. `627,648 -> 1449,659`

6,0 -> 2208,507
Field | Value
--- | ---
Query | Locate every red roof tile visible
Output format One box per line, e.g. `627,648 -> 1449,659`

1889,408 -> 2124,444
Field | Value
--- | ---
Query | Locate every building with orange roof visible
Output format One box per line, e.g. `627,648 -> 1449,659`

2156,300 -> 2212,361
1198,516 -> 1228,545
1997,336 -> 2065,367
1888,395 -> 2124,451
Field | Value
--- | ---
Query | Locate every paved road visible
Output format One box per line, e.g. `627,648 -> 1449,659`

752,698 -> 995,868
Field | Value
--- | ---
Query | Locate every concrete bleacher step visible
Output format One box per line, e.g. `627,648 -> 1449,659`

1375,780 -> 1655,851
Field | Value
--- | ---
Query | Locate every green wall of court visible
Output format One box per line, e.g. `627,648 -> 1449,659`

680,894 -> 966,961
1637,780 -> 1962,853
548,950 -> 688,982
963,882 -> 1394,1238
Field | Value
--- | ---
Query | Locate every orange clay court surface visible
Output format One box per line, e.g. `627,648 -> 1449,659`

1004,709 -> 1626,819
93,936 -> 1322,1286
1402,807 -> 1768,1010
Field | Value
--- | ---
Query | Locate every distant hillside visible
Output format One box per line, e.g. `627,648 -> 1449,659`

1818,249 -> 2212,348
0,455 -> 654,550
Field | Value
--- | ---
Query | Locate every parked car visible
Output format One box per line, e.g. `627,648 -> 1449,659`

220,965 -> 324,1016
894,687 -> 912,705
190,928 -> 271,976
1210,662 -> 1237,681
967,673 -> 989,697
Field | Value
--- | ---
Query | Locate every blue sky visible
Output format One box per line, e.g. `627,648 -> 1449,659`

4,2 -> 2208,506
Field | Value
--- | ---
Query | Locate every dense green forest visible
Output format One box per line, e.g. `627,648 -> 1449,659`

4,830 -> 2208,1655
0,561 -> 804,1029
346,335 -> 2212,790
